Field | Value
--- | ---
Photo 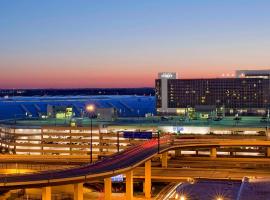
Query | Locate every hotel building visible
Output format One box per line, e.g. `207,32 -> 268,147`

156,70 -> 270,116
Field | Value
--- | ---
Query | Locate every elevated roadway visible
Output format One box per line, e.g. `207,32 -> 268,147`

1,138 -> 270,188
0,157 -> 270,177
1,137 -> 270,199
0,155 -> 92,164
168,157 -> 270,169
133,167 -> 270,181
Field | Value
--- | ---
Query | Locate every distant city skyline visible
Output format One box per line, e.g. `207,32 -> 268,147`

1,1 -> 270,89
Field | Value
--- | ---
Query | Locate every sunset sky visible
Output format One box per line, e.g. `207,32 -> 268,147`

1,0 -> 270,88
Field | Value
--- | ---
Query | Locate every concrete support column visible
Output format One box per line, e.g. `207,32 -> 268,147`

104,177 -> 112,200
162,152 -> 168,168
175,149 -> 181,157
210,147 -> 217,158
145,160 -> 151,198
126,170 -> 133,200
42,187 -> 51,200
266,147 -> 270,157
74,183 -> 83,200
266,130 -> 270,140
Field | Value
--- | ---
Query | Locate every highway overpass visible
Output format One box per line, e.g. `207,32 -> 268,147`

1,137 -> 270,200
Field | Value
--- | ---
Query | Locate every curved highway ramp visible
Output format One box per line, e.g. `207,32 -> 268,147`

0,137 -> 270,190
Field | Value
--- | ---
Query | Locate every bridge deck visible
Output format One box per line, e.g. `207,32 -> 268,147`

0,138 -> 270,189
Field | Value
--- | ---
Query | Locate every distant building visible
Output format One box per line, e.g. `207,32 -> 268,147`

0,96 -> 155,120
236,69 -> 270,79
47,105 -> 74,119
156,70 -> 270,116
96,107 -> 117,121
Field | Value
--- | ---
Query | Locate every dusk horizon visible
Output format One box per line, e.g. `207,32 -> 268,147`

1,1 -> 270,199
1,1 -> 270,89
2,68 -> 270,89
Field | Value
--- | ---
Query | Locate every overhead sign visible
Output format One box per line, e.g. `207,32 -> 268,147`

123,131 -> 152,139
111,174 -> 124,182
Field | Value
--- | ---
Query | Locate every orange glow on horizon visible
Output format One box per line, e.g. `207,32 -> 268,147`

0,63 -> 268,89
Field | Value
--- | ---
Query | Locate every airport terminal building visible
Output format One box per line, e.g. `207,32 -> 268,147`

156,70 -> 270,116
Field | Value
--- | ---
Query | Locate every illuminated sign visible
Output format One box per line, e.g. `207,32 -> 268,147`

173,126 -> 184,133
158,72 -> 177,79
111,174 -> 124,182
159,126 -> 210,134
161,73 -> 173,78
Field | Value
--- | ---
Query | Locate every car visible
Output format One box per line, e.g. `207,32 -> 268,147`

213,117 -> 222,121
234,116 -> 241,121
260,117 -> 268,123
161,116 -> 169,121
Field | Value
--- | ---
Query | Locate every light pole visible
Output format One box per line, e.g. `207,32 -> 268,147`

117,131 -> 120,153
267,109 -> 269,130
157,130 -> 160,154
86,104 -> 95,163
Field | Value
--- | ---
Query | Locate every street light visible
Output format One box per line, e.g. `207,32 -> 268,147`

86,104 -> 95,113
86,104 -> 95,163
180,195 -> 186,200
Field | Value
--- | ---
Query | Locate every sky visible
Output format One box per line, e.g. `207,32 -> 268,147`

1,0 -> 270,89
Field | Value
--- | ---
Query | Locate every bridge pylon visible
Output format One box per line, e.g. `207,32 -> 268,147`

145,159 -> 151,198
126,170 -> 133,200
162,152 -> 168,168
104,177 -> 112,200
266,147 -> 270,157
74,183 -> 83,200
42,186 -> 51,200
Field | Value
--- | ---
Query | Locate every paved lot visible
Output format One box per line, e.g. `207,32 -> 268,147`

174,178 -> 270,200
